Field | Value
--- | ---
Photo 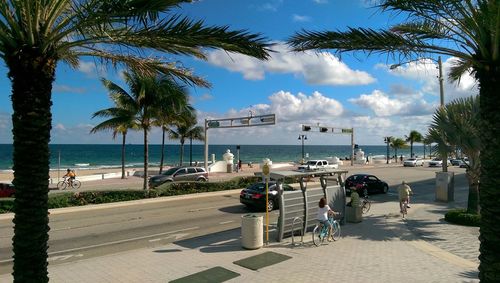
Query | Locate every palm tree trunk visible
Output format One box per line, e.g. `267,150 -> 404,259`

159,127 -> 166,174
466,175 -> 479,214
189,137 -> 193,166
477,67 -> 500,281
410,141 -> 414,158
8,53 -> 55,282
143,127 -> 149,193
423,143 -> 426,159
121,132 -> 126,179
179,140 -> 185,166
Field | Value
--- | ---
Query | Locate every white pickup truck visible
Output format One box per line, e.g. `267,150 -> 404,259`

297,159 -> 339,171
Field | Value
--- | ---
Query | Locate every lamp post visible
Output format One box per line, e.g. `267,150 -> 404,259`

391,56 -> 446,171
298,135 -> 307,164
384,137 -> 391,164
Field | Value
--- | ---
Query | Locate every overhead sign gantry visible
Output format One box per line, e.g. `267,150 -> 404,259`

301,124 -> 355,166
204,113 -> 276,170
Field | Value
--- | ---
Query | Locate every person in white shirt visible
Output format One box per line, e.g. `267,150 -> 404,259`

317,197 -> 338,241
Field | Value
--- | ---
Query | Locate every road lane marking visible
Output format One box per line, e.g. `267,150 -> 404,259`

148,233 -> 190,242
188,206 -> 221,212
219,221 -> 234,225
48,254 -> 83,262
0,226 -> 199,264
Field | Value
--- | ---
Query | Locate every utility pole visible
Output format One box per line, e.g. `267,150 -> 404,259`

384,137 -> 391,164
438,56 -> 447,173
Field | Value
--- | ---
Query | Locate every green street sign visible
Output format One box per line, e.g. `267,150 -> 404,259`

341,128 -> 353,133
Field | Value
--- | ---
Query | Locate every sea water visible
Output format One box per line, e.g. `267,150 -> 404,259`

0,144 -> 428,171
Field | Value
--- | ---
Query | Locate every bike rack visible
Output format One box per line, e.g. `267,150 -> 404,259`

291,217 -> 304,246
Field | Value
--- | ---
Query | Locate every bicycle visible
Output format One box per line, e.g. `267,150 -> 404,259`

400,199 -> 408,219
361,195 -> 371,214
312,214 -> 341,246
57,177 -> 81,190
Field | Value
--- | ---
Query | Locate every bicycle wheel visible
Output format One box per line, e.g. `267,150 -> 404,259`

312,225 -> 325,247
331,221 -> 341,241
362,200 -> 371,214
57,181 -> 67,190
71,180 -> 81,189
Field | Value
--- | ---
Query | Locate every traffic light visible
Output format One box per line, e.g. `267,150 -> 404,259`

207,121 -> 220,128
302,125 -> 311,131
320,127 -> 328,133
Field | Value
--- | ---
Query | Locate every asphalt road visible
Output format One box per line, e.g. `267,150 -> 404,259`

0,165 -> 468,275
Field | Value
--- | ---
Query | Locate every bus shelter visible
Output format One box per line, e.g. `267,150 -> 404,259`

257,169 -> 348,242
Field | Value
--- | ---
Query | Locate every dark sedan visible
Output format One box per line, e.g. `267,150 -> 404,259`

240,182 -> 294,211
0,183 -> 15,198
344,174 -> 389,196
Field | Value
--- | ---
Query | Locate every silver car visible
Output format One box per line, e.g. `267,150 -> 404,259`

149,166 -> 208,188
403,158 -> 424,167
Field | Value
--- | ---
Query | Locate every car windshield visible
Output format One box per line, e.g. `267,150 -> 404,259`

248,183 -> 275,192
305,161 -> 317,165
162,167 -> 179,175
406,159 -> 416,161
350,175 -> 366,181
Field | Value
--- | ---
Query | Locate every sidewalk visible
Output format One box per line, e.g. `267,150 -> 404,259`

0,186 -> 479,282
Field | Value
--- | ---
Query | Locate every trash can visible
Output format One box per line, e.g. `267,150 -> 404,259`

435,172 -> 455,202
346,206 -> 363,223
241,214 -> 263,249
227,164 -> 233,173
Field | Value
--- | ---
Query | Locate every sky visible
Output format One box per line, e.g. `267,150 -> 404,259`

0,0 -> 478,146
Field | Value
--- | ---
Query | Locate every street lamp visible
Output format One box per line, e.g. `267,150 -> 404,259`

391,56 -> 446,172
384,136 -> 392,164
298,135 -> 307,164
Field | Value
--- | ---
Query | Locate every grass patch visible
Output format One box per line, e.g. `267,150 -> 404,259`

444,208 -> 480,227
0,176 -> 261,214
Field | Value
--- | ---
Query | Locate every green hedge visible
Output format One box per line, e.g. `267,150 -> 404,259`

0,176 -> 261,214
444,208 -> 481,227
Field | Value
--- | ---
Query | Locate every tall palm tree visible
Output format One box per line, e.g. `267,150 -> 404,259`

169,115 -> 205,166
288,1 -> 499,278
152,83 -> 193,174
405,130 -> 423,158
390,138 -> 407,163
422,135 -> 434,159
102,72 -> 191,192
90,106 -> 136,179
429,96 -> 481,213
0,2 -> 269,279
188,125 -> 205,166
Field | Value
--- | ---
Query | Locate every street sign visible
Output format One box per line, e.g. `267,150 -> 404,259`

262,163 -> 270,177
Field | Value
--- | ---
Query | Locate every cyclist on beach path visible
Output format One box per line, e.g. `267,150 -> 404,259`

63,169 -> 76,186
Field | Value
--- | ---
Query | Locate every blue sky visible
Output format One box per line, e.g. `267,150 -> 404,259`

0,0 -> 478,146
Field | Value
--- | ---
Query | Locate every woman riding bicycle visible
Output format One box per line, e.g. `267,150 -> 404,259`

63,169 -> 76,186
317,197 -> 338,241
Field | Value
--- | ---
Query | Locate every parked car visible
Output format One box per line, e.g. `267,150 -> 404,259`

0,183 -> 15,198
344,174 -> 389,196
403,158 -> 424,167
148,166 -> 208,188
459,158 -> 470,168
240,182 -> 295,211
297,159 -> 338,170
450,159 -> 462,166
428,158 -> 452,167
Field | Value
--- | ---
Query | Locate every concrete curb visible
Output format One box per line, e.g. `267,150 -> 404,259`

0,188 -> 242,221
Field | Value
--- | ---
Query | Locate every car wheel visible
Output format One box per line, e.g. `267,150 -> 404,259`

197,178 -> 206,182
382,185 -> 389,194
267,200 -> 274,211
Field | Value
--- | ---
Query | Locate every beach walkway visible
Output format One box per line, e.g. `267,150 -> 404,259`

0,164 -> 479,282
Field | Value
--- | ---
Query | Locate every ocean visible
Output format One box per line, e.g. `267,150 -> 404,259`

0,144 -> 429,171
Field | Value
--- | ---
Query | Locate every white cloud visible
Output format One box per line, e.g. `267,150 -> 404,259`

199,93 -> 214,101
292,14 -> 311,22
381,57 -> 479,102
313,0 -> 329,3
54,123 -> 66,131
349,89 -> 435,117
206,43 -> 375,86
258,0 -> 283,11
78,61 -> 106,77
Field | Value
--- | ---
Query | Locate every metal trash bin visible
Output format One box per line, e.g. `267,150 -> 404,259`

241,214 -> 263,249
346,206 -> 363,223
435,172 -> 455,202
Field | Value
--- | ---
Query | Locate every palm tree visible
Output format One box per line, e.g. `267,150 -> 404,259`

422,135 -> 433,159
102,72 -> 192,192
405,130 -> 423,158
169,115 -> 205,166
0,2 -> 269,279
90,104 -> 137,179
188,125 -> 205,166
152,83 -> 193,173
429,96 -> 481,214
390,138 -> 407,163
288,1 -> 499,278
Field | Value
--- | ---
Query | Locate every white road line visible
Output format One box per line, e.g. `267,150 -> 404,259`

0,226 -> 199,264
219,221 -> 234,225
188,206 -> 221,212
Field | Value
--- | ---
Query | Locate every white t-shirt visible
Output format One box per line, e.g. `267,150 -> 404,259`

317,205 -> 331,221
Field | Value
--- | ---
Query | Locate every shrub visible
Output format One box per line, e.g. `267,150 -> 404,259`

445,208 -> 480,227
